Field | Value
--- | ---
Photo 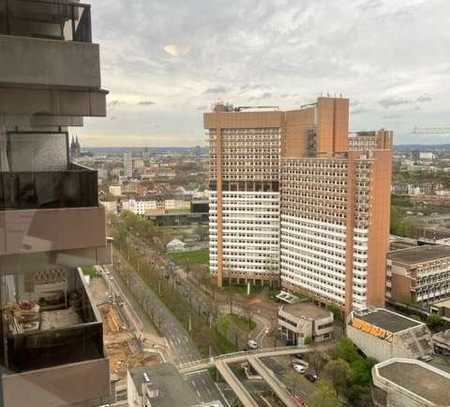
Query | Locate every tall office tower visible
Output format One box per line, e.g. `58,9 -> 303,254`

0,1 -> 111,406
124,151 -> 133,178
348,129 -> 393,152
206,98 -> 392,312
206,105 -> 282,288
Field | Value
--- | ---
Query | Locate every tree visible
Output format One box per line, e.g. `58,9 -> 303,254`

304,336 -> 313,345
336,337 -> 360,364
309,352 -> 326,374
323,359 -> 351,398
350,357 -> 377,386
310,380 -> 344,407
426,314 -> 446,331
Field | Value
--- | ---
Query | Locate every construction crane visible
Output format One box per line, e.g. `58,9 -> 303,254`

412,126 -> 450,134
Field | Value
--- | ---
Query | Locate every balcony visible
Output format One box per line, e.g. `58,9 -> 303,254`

0,163 -> 107,256
0,268 -> 110,406
0,34 -> 100,89
0,0 -> 107,117
0,163 -> 98,210
0,0 -> 92,42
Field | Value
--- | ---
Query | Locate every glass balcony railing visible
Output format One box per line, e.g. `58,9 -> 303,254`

1,268 -> 105,373
0,163 -> 98,210
0,0 -> 92,42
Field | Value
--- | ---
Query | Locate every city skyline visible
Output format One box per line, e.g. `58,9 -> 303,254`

79,0 -> 450,147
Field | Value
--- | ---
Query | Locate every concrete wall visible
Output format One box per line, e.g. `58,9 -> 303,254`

347,325 -> 416,362
8,132 -> 68,172
0,207 -> 106,256
0,34 -> 101,89
1,358 -> 110,407
347,324 -> 394,361
0,87 -> 107,117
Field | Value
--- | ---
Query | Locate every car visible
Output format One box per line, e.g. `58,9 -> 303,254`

292,363 -> 306,374
247,339 -> 259,350
291,358 -> 309,368
305,371 -> 318,382
295,353 -> 305,359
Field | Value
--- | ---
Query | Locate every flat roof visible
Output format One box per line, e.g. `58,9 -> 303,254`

389,244 -> 450,265
432,298 -> 450,308
355,309 -> 421,333
378,361 -> 450,405
129,363 -> 198,407
281,302 -> 332,320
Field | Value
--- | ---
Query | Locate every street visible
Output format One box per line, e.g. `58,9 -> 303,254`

109,251 -> 227,405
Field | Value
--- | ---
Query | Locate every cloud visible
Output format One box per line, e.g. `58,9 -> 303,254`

203,86 -> 228,95
79,0 -> 450,145
107,100 -> 125,108
379,97 -> 411,109
163,44 -> 192,57
351,107 -> 371,115
138,100 -> 156,106
417,95 -> 432,103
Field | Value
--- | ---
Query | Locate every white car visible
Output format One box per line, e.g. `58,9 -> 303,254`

292,363 -> 306,374
247,339 -> 259,350
291,358 -> 309,368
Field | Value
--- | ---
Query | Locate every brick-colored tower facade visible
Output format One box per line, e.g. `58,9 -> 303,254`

205,98 -> 392,312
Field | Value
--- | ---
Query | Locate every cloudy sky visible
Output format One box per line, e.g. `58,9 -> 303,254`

80,0 -> 450,147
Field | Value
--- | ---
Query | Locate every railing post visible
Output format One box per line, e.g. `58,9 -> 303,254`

71,4 -> 76,40
5,0 -> 11,35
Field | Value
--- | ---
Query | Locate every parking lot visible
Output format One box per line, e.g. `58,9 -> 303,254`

260,352 -> 329,404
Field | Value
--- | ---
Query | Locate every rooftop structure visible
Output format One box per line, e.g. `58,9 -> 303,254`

347,308 -> 432,362
355,308 -> 421,333
278,302 -> 334,345
127,363 -> 199,407
387,245 -> 450,305
432,329 -> 450,356
389,245 -> 450,265
372,358 -> 450,407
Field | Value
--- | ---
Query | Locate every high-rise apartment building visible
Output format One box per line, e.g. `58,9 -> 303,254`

124,151 -> 133,178
0,1 -> 111,406
206,97 -> 392,312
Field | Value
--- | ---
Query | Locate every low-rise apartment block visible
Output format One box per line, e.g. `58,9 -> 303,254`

387,245 -> 450,305
278,302 -> 334,345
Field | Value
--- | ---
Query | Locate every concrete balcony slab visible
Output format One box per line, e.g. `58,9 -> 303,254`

0,206 -> 107,256
0,86 -> 107,117
0,34 -> 101,89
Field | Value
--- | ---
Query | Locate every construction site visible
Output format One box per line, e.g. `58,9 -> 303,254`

89,275 -> 163,380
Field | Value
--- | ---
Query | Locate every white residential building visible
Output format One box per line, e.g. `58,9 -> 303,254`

124,151 -> 133,178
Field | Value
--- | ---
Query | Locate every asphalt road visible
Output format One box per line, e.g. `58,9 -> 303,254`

110,252 -> 227,405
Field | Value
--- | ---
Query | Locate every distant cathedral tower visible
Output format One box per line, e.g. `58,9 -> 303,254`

70,135 -> 81,159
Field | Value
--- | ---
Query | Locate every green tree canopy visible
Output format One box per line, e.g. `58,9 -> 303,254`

310,380 -> 344,407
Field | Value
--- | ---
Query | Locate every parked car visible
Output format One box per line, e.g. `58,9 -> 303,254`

292,363 -> 306,374
247,339 -> 259,350
305,370 -> 318,382
291,358 -> 309,368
